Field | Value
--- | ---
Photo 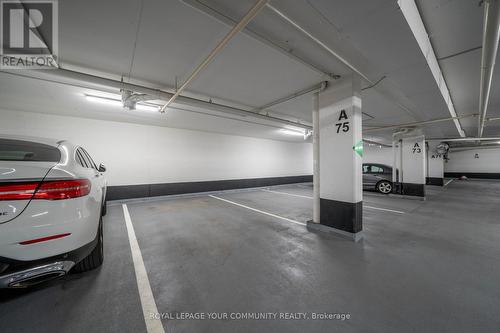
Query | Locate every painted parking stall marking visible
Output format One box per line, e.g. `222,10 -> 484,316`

262,188 -> 313,199
262,189 -> 405,214
122,204 -> 165,333
209,195 -> 306,226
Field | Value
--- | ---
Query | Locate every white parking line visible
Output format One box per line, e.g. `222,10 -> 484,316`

262,189 -> 405,214
444,179 -> 455,186
262,188 -> 313,199
363,206 -> 404,214
122,204 -> 165,333
209,195 -> 306,226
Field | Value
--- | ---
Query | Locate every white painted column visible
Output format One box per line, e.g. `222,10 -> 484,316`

307,77 -> 363,242
398,134 -> 426,197
426,141 -> 444,186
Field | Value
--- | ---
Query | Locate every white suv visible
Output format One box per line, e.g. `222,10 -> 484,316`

0,135 -> 107,288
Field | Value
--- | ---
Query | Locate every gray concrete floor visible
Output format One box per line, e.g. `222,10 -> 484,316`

1,180 -> 500,332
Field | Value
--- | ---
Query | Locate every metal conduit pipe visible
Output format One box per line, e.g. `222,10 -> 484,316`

265,3 -> 421,121
266,4 -> 372,84
255,81 -> 328,113
363,139 -> 392,148
478,0 -> 500,137
364,114 -> 478,133
392,129 -> 410,184
312,92 -> 320,223
175,94 -> 312,129
426,137 -> 500,141
160,0 -> 269,112
310,82 -> 329,223
180,0 -> 332,78
450,144 -> 500,152
2,68 -> 312,130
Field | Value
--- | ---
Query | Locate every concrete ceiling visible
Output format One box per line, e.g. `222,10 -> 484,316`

0,0 -> 498,143
416,0 -> 500,137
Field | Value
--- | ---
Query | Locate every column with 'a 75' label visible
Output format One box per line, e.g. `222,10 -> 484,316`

307,76 -> 363,242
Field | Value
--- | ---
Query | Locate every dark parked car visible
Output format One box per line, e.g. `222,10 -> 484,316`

363,163 -> 394,194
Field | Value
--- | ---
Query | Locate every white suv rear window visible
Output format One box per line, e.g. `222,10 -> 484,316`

0,139 -> 61,162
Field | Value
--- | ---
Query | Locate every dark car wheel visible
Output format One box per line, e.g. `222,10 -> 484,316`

72,217 -> 103,273
377,180 -> 393,194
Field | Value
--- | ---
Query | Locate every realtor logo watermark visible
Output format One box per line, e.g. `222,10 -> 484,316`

0,0 -> 58,69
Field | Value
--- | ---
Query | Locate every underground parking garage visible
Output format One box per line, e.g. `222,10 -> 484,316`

1,0 -> 500,332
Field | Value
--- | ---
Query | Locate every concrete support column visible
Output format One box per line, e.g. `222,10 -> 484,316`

426,141 -> 444,186
307,77 -> 363,242
394,133 -> 426,197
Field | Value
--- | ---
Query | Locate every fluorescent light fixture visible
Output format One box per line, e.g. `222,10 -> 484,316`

136,103 -> 160,112
84,94 -> 122,107
279,128 -> 305,136
84,94 -> 161,112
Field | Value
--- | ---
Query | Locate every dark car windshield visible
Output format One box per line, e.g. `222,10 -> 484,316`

0,139 -> 61,162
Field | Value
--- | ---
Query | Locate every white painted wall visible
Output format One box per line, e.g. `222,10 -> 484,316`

360,144 -> 500,176
0,109 -> 313,186
445,148 -> 500,173
363,146 -> 393,166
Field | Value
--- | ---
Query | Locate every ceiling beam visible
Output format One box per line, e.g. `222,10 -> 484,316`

478,0 -> 500,137
398,0 -> 466,137
363,114 -> 477,133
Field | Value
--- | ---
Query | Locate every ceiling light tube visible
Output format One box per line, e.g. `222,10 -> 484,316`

84,94 -> 122,107
279,129 -> 305,136
135,103 -> 160,112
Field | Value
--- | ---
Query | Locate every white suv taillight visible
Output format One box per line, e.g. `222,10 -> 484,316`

0,179 -> 91,201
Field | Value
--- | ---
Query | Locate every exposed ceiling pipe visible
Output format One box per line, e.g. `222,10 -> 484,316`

254,81 -> 328,113
174,94 -> 312,130
1,68 -> 311,130
180,0 -> 335,79
391,128 -> 410,183
265,3 -> 421,121
363,114 -> 478,133
364,139 -> 392,148
478,0 -> 500,137
265,4 -> 372,84
426,137 -> 500,141
398,0 -> 465,137
159,0 -> 269,113
450,144 -> 500,152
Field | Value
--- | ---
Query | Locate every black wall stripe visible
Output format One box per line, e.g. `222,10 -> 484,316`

426,177 -> 444,186
444,172 -> 500,179
107,175 -> 313,200
393,182 -> 425,197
